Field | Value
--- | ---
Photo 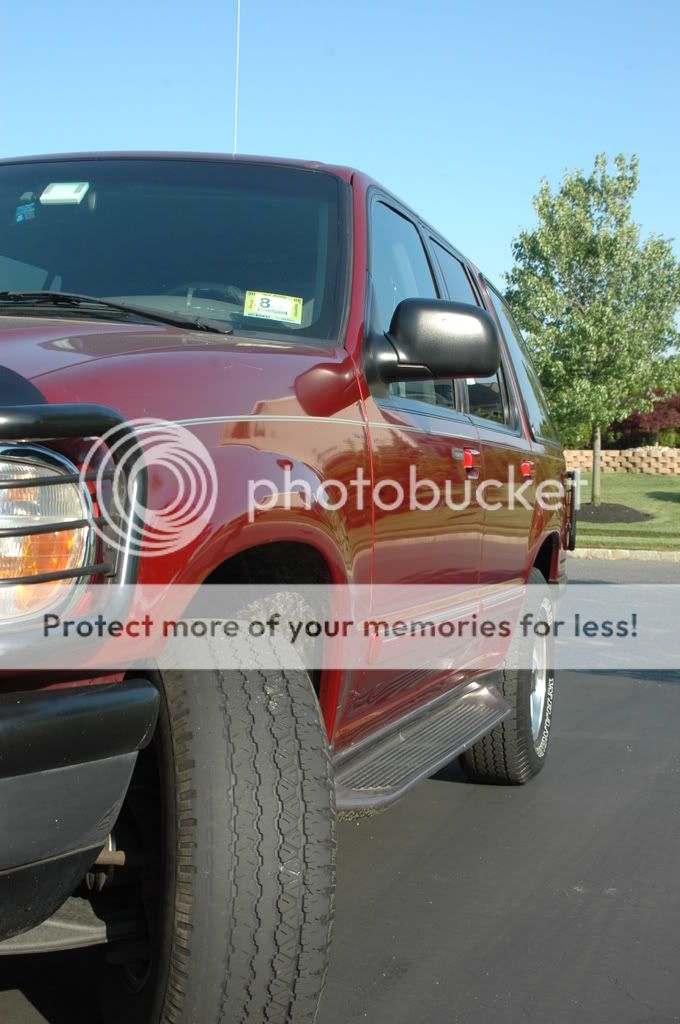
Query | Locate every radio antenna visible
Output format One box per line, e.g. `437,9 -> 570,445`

233,0 -> 241,154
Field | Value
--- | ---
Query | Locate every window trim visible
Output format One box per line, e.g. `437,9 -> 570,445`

375,394 -> 474,432
427,235 -> 483,307
365,188 -> 465,423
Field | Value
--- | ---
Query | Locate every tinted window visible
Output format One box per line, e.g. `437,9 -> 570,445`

431,241 -> 486,416
486,284 -> 560,441
467,374 -> 505,424
0,159 -> 346,341
388,378 -> 456,408
431,241 -> 477,305
370,202 -> 455,411
370,202 -> 438,331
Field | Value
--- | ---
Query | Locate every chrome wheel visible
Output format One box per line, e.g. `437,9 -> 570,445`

530,630 -> 548,742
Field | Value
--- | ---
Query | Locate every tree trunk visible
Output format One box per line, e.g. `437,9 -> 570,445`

592,423 -> 602,506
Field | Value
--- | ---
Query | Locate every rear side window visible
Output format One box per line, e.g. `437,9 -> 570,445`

430,241 -> 477,305
370,201 -> 455,411
428,242 -> 507,424
486,284 -> 560,442
467,375 -> 505,423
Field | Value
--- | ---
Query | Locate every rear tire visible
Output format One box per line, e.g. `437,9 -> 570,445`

463,568 -> 556,784
101,655 -> 336,1024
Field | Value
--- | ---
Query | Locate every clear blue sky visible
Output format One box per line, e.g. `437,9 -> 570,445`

2,0 -> 678,287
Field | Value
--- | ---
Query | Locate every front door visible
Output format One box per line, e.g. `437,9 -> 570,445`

336,198 -> 484,745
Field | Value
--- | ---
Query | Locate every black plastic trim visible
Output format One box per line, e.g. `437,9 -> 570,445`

0,678 -> 159,779
0,402 -> 130,445
0,469 -> 113,489
0,562 -> 114,587
0,366 -> 47,406
0,846 -> 98,943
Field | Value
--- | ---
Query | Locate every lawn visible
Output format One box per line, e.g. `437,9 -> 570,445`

576,472 -> 680,550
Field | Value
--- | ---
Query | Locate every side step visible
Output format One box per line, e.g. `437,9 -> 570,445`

0,895 -> 141,955
334,679 -> 509,811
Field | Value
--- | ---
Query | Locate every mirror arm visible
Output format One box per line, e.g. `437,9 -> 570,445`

371,333 -> 398,382
364,332 -> 431,389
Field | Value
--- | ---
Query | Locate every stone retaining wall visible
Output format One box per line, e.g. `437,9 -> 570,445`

564,447 -> 680,474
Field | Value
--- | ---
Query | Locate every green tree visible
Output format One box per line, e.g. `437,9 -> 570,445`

505,154 -> 680,504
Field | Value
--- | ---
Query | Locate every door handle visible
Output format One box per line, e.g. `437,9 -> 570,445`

451,447 -> 480,478
463,447 -> 480,479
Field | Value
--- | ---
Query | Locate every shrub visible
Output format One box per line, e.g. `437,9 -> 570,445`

611,393 -> 680,447
658,427 -> 680,447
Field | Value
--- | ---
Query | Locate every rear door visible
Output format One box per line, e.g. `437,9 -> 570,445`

462,325 -> 535,589
483,281 -> 566,568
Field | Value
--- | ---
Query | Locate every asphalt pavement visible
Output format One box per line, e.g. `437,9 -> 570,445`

1,558 -> 678,1024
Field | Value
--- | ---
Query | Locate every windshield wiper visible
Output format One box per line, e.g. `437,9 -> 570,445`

0,291 -> 233,335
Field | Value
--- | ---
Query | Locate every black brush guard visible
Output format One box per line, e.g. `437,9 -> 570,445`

0,403 -> 146,664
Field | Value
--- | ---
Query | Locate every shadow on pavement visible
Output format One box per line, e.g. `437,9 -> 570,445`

431,758 -> 469,784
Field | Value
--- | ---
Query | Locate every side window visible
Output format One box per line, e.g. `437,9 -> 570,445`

467,374 -> 505,423
430,241 -> 477,305
370,202 -> 437,331
370,201 -> 454,410
486,285 -> 560,441
429,241 -> 503,420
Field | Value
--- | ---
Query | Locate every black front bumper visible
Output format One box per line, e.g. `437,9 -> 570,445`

0,397 -> 156,941
0,678 -> 159,941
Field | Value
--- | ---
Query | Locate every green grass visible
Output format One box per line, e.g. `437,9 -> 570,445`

576,473 -> 680,550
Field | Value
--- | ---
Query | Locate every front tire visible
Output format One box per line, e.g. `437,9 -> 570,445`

102,659 -> 336,1024
463,568 -> 556,784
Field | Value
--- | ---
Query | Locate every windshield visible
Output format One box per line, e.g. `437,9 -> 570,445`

0,158 -> 347,341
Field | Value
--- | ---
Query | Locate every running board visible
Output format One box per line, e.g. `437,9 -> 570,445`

0,895 -> 141,955
334,680 -> 509,811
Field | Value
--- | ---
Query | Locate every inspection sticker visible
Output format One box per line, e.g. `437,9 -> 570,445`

244,290 -> 303,325
15,202 -> 35,223
40,182 -> 90,205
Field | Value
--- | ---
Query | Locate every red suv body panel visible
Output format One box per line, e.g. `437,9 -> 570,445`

0,153 -> 567,749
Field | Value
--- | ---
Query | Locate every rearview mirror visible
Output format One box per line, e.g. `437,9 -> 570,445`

366,298 -> 501,386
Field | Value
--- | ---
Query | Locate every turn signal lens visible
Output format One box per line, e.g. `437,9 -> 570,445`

0,451 -> 91,619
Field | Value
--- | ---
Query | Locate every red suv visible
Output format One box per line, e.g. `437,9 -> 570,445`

0,154 -> 575,1023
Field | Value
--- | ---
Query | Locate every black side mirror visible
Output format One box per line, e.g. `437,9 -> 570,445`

366,298 -> 501,386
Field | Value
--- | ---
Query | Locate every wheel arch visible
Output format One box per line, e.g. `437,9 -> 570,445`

532,531 -> 560,582
199,539 -> 341,735
202,539 -> 334,587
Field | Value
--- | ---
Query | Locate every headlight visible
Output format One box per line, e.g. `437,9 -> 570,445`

0,445 -> 93,619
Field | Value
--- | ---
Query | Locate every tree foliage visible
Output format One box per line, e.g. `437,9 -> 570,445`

505,155 -> 680,489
